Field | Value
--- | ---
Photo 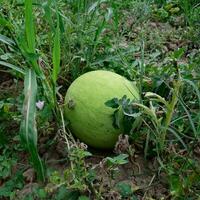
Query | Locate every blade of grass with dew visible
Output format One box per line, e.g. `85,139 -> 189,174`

20,69 -> 45,181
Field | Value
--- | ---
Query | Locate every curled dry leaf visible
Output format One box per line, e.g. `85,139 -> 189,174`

114,134 -> 130,154
23,168 -> 35,183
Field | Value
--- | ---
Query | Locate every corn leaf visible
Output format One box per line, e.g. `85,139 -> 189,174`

20,69 -> 45,181
25,0 -> 35,53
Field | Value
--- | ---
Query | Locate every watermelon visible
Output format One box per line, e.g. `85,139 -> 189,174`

65,70 -> 139,149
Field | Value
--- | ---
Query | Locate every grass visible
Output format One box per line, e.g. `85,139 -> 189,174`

0,0 -> 200,199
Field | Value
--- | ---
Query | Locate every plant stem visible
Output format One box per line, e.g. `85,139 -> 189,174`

160,79 -> 182,150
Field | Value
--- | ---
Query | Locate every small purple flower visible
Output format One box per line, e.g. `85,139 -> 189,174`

36,100 -> 44,110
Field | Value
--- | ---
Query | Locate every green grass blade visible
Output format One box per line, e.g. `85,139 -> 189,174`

25,0 -> 35,53
20,69 -> 45,181
0,61 -> 25,75
0,16 -> 12,29
43,0 -> 54,30
0,34 -> 16,46
52,19 -> 60,84
183,79 -> 200,108
24,0 -> 42,75
179,97 -> 198,138
167,127 -> 188,150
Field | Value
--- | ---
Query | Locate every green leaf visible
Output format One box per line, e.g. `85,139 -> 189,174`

78,196 -> 90,200
132,103 -> 158,124
37,188 -> 47,199
24,0 -> 41,75
183,79 -> 200,108
62,190 -> 80,200
52,12 -> 61,84
172,48 -> 184,60
0,34 -> 15,46
43,0 -> 54,31
145,92 -> 168,107
112,109 -> 120,129
0,171 -> 24,198
169,175 -> 183,197
0,61 -> 25,75
105,98 -> 119,108
20,69 -> 45,181
116,182 -> 133,198
106,154 -> 129,166
0,17 -> 12,28
58,12 -> 65,33
25,0 -> 35,53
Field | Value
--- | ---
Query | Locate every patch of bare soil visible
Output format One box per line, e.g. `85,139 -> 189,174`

0,71 -> 23,99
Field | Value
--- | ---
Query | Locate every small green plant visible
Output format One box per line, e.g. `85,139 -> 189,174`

115,182 -> 137,199
46,143 -> 94,199
0,171 -> 24,199
165,154 -> 200,199
0,152 -> 16,180
106,49 -> 198,155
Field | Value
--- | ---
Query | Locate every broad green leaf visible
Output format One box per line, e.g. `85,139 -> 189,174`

106,154 -> 129,166
25,0 -> 35,53
20,69 -> 45,181
24,0 -> 42,75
